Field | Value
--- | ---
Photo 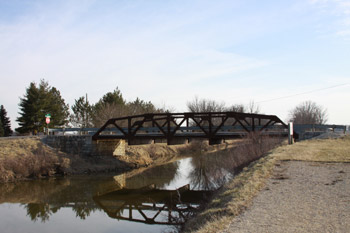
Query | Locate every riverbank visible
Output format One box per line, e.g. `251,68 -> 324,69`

0,137 -> 69,182
0,137 -> 238,183
182,135 -> 350,233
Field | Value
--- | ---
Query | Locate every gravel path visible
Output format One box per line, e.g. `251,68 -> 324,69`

225,161 -> 350,233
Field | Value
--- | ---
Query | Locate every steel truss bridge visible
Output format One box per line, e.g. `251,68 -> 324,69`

92,112 -> 290,145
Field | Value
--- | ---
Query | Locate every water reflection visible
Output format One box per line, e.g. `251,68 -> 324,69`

93,184 -> 211,226
0,163 -> 189,228
0,146 -> 258,232
26,203 -> 55,222
189,153 -> 234,190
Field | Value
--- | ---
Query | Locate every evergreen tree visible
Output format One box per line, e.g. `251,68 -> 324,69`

90,87 -> 167,127
127,97 -> 156,115
0,119 -> 4,137
70,95 -> 93,128
0,105 -> 13,136
92,87 -> 127,127
94,87 -> 125,110
16,80 -> 69,134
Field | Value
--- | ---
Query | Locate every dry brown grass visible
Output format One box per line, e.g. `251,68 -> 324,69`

0,137 -> 70,183
273,136 -> 350,162
183,135 -> 350,233
0,138 -> 42,159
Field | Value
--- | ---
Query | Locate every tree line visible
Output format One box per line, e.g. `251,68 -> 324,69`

14,80 -> 168,135
0,80 -> 328,136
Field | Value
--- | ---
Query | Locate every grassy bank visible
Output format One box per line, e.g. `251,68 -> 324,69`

0,137 -> 239,183
0,137 -> 169,182
0,137 -> 70,182
273,136 -> 350,162
183,135 -> 350,233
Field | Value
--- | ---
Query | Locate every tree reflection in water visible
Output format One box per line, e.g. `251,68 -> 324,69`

189,152 -> 234,190
188,136 -> 283,191
25,203 -> 59,222
72,204 -> 95,219
1,161 -> 181,223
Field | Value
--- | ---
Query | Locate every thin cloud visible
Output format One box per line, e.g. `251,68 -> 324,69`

309,0 -> 350,39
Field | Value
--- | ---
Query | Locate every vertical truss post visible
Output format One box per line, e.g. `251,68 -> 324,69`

167,113 -> 171,142
129,205 -> 132,219
208,112 -> 212,138
127,117 -> 131,140
252,117 -> 255,132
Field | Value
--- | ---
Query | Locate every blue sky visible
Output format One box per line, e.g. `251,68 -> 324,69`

0,0 -> 349,128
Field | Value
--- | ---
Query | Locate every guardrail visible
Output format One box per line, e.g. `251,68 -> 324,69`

48,128 -> 100,135
293,124 -> 346,133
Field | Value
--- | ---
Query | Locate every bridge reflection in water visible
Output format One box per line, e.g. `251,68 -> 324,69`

93,184 -> 212,225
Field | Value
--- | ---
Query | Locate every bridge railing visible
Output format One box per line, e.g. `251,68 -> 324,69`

293,124 -> 347,140
293,124 -> 346,133
48,125 -> 288,136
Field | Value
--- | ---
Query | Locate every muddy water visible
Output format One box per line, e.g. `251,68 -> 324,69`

0,152 -> 240,233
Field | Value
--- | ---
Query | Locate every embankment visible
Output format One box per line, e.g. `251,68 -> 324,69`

0,137 -> 72,183
0,136 -> 237,183
182,135 -> 350,233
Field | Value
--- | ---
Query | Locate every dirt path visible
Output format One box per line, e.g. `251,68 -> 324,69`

224,161 -> 350,233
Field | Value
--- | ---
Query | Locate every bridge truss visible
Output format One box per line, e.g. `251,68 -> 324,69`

92,112 -> 289,145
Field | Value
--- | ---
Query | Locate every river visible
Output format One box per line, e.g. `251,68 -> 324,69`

0,150 -> 243,233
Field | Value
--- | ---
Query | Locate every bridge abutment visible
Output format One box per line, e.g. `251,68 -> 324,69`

43,136 -> 126,157
94,139 -> 126,157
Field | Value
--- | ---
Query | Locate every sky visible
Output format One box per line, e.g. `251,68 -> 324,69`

0,0 -> 349,129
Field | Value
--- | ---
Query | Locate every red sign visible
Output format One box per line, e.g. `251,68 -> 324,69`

46,117 -> 50,124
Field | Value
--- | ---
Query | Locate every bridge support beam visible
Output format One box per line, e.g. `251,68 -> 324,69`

128,138 -> 153,145
167,138 -> 188,145
209,138 -> 224,145
154,139 -> 167,143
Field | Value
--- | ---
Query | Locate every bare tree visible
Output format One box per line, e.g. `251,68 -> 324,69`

246,100 -> 260,114
187,97 -> 226,113
288,101 -> 327,124
226,104 -> 245,113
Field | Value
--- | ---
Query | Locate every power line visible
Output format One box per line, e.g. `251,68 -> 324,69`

257,83 -> 349,104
